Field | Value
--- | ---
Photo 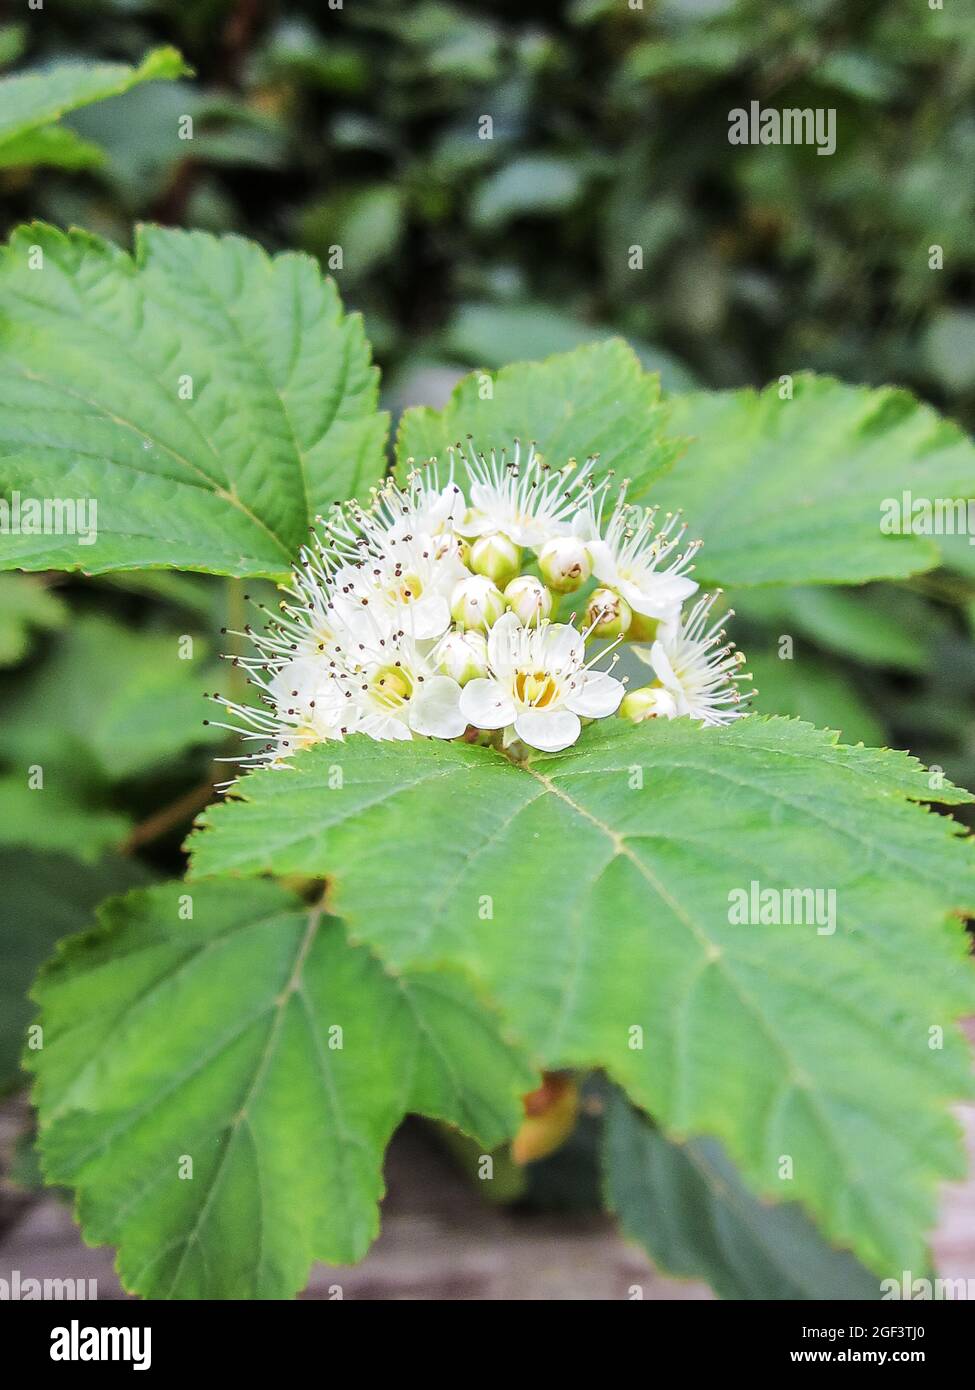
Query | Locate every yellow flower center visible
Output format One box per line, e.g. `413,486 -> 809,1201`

371,664 -> 414,710
390,572 -> 423,603
514,669 -> 560,708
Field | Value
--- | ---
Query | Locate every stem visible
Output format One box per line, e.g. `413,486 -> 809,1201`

122,777 -> 217,853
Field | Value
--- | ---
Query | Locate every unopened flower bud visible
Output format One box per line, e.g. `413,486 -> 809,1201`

586,587 -> 631,638
450,575 -> 507,631
469,532 -> 522,587
620,685 -> 676,722
436,629 -> 488,686
503,575 -> 552,627
538,537 -> 592,593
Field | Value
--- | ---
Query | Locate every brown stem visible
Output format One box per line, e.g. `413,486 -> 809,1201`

122,778 -> 218,853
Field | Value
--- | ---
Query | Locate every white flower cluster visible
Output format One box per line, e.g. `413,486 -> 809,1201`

210,441 -> 750,769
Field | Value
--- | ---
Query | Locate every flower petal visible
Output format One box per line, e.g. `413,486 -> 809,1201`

539,622 -> 584,671
626,573 -> 699,618
514,707 -> 581,753
408,593 -> 451,641
460,677 -> 516,730
649,638 -> 679,690
486,610 -> 522,674
587,540 -> 619,586
409,674 -> 467,739
565,670 -> 624,719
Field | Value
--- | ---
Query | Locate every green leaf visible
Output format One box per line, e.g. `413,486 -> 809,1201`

299,184 -> 404,280
649,376 -> 975,586
923,309 -> 975,394
0,124 -> 106,172
602,1088 -> 882,1300
0,224 -> 387,578
0,48 -> 188,166
395,340 -> 683,499
0,849 -> 151,1090
189,719 -> 975,1275
0,573 -> 65,666
29,879 -> 535,1298
471,156 -> 585,230
444,303 -> 699,391
0,774 -> 130,861
0,613 -> 222,781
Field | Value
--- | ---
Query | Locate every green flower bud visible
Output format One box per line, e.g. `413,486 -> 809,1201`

585,587 -> 631,638
469,532 -> 522,587
450,575 -> 507,631
503,575 -> 553,627
537,537 -> 592,593
436,629 -> 489,686
620,685 -> 675,723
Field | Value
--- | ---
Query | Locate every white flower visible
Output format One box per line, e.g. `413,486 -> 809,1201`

216,433 -> 750,776
577,487 -> 700,621
348,633 -> 467,742
457,438 -> 598,548
459,612 -> 624,752
324,467 -> 465,556
331,531 -> 467,641
204,652 -> 354,772
633,593 -> 750,726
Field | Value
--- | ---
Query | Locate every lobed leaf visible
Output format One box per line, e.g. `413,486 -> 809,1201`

395,339 -> 683,499
650,376 -> 975,586
0,223 -> 387,577
189,718 -> 975,1275
28,879 -> 535,1298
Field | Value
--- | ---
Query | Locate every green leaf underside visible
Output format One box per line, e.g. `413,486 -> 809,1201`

649,375 -> 975,586
189,718 -> 975,1275
602,1089 -> 882,1300
29,879 -> 535,1299
0,223 -> 387,577
395,339 -> 684,500
0,47 -> 188,151
0,849 -> 151,1089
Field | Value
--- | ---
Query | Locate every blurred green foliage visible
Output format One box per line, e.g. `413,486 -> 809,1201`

1,0 -> 971,414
